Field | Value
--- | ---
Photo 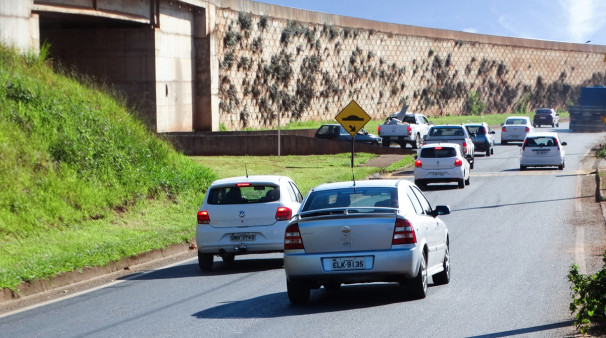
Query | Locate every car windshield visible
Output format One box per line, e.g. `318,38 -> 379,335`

302,187 -> 397,212
420,147 -> 457,158
207,185 -> 279,204
524,137 -> 557,147
429,127 -> 465,136
505,118 -> 528,125
466,126 -> 485,135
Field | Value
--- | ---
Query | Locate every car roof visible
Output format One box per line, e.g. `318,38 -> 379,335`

210,175 -> 289,186
309,179 -> 411,192
505,116 -> 530,120
525,132 -> 560,138
463,122 -> 487,126
420,142 -> 461,149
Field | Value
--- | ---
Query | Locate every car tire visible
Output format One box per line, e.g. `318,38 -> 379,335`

414,180 -> 426,190
520,165 -> 526,171
382,140 -> 390,147
469,159 -> 474,169
287,279 -> 310,305
552,122 -> 555,127
502,141 -> 508,145
556,122 -> 560,127
433,243 -> 450,285
221,253 -> 235,264
491,147 -> 494,155
413,134 -> 422,149
465,175 -> 470,186
486,148 -> 491,156
559,162 -> 565,170
406,250 -> 428,299
458,179 -> 464,189
198,252 -> 214,271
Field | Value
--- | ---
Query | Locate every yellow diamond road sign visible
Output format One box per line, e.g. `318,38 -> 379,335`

335,100 -> 371,136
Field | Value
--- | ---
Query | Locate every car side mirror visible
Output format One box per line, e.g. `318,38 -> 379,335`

561,142 -> 567,146
490,131 -> 496,134
431,205 -> 451,217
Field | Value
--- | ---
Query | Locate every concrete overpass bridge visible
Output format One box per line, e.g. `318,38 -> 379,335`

2,0 -> 217,132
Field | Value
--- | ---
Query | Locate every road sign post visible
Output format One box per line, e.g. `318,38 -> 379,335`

335,100 -> 371,169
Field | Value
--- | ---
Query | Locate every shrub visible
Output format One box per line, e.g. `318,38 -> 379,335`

569,251 -> 606,334
465,90 -> 486,115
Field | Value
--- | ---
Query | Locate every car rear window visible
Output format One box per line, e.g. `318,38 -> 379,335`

316,125 -> 337,137
207,185 -> 279,204
428,127 -> 465,136
535,109 -> 552,114
524,137 -> 557,147
302,187 -> 397,212
420,147 -> 457,158
466,126 -> 485,135
505,118 -> 527,125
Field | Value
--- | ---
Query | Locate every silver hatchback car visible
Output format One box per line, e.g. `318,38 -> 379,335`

196,175 -> 303,270
283,179 -> 451,304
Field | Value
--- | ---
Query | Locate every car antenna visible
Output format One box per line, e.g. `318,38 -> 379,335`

245,164 -> 248,178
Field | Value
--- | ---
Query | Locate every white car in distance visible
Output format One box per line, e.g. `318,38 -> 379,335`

196,175 -> 303,270
414,143 -> 471,189
501,116 -> 534,145
519,132 -> 567,170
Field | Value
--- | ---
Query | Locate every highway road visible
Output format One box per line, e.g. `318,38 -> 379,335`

1,122 -> 606,337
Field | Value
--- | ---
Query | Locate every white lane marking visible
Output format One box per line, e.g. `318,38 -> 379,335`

575,228 -> 587,275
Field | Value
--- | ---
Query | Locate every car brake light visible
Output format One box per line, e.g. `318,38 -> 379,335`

554,138 -> 560,150
197,211 -> 210,224
525,127 -> 530,132
454,159 -> 463,166
378,125 -> 381,134
284,223 -> 304,249
434,146 -> 442,150
392,219 -> 416,245
236,183 -> 251,187
275,206 -> 292,221
522,139 -> 528,151
407,125 -> 412,135
462,142 -> 467,153
502,126 -> 506,132
415,160 -> 422,167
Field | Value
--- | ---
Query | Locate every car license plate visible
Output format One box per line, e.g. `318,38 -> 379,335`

330,257 -> 366,270
534,150 -> 548,155
230,233 -> 256,241
430,172 -> 445,176
540,116 -> 546,119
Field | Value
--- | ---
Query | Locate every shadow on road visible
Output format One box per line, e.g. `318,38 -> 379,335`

191,283 -> 428,319
122,257 -> 284,281
466,320 -> 574,338
451,195 -> 594,212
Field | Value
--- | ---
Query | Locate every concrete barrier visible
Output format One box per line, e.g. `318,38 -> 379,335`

165,129 -> 413,156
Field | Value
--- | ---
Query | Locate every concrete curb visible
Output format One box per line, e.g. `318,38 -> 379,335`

0,243 -> 197,314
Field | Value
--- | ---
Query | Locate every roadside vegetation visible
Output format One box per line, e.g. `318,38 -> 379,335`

569,253 -> 606,334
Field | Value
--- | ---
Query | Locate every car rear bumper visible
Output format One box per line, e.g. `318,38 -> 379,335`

520,156 -> 563,166
284,246 -> 421,282
414,167 -> 465,182
196,222 -> 288,254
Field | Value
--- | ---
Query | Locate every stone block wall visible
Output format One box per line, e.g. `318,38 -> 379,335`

208,2 -> 606,131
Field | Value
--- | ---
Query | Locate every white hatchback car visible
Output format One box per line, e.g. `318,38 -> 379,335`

501,116 -> 534,145
196,175 -> 303,270
414,143 -> 470,189
519,132 -> 567,170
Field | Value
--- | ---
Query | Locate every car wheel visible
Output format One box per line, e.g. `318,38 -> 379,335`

198,252 -> 214,271
406,250 -> 428,299
413,134 -> 422,149
559,162 -> 565,170
520,165 -> 526,171
491,147 -> 494,155
433,243 -> 450,285
382,140 -> 390,147
465,175 -> 470,186
486,148 -> 491,156
458,179 -> 464,189
221,253 -> 235,264
502,141 -> 508,145
469,159 -> 474,169
556,122 -> 560,127
552,122 -> 555,127
287,279 -> 310,304
414,180 -> 426,190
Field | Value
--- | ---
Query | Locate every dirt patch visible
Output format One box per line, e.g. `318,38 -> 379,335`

360,154 -> 406,168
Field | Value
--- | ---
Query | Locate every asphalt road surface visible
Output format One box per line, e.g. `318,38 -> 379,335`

1,122 -> 606,337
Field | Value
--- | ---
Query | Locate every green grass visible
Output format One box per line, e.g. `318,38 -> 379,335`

0,46 -> 216,291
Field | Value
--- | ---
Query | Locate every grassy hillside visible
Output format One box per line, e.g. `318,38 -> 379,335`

0,46 -> 216,290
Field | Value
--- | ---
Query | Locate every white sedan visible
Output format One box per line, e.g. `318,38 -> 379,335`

520,132 -> 567,170
414,143 -> 470,189
196,175 -> 303,270
501,116 -> 534,145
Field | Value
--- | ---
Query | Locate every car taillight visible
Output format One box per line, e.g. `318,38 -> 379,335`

502,126 -> 506,132
415,160 -> 422,167
284,223 -> 304,250
392,219 -> 416,245
462,142 -> 467,153
275,207 -> 292,221
525,127 -> 530,132
378,125 -> 381,134
197,211 -> 210,224
407,125 -> 412,135
522,139 -> 528,151
554,138 -> 560,150
454,159 -> 463,166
